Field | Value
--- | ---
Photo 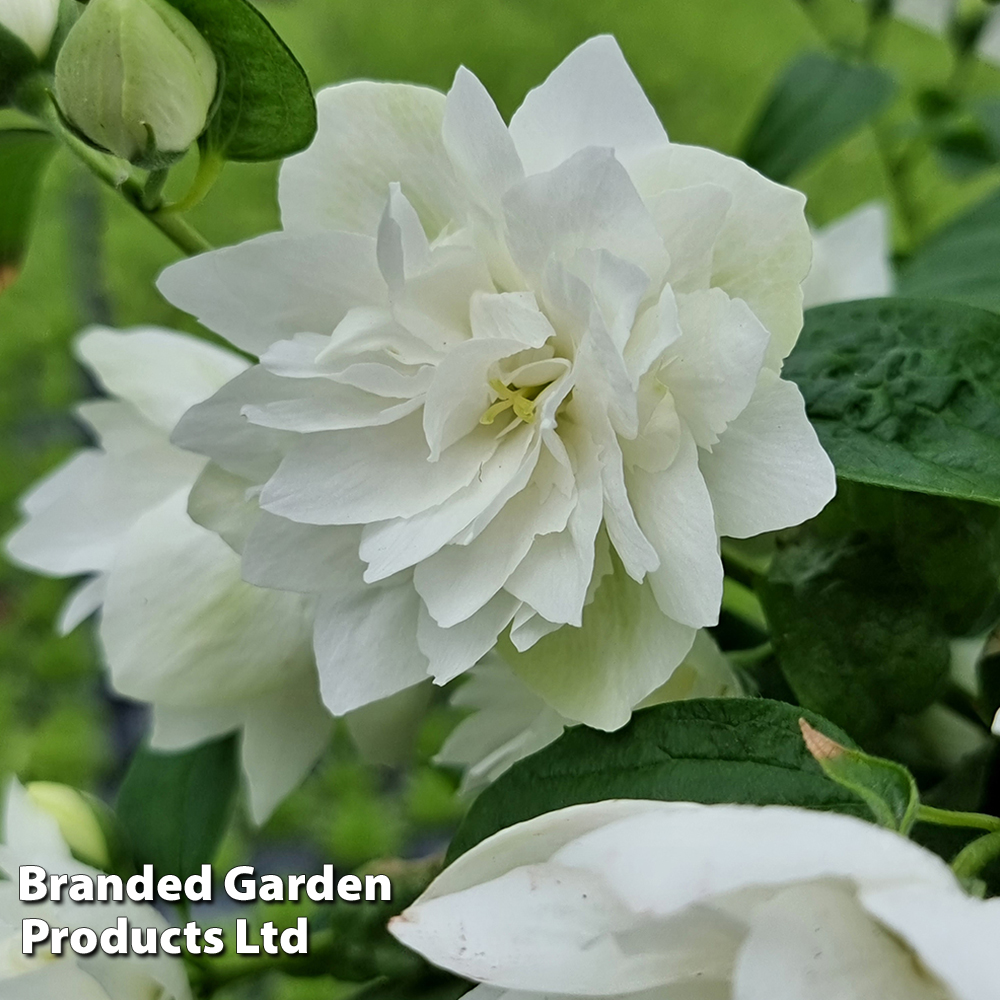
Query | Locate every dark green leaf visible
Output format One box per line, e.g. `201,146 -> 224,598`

935,125 -> 998,179
830,483 -> 1000,636
898,188 -> 1000,313
788,298 -> 1000,506
163,0 -> 316,161
116,735 -> 238,879
742,52 -> 895,182
0,130 -> 56,291
447,698 -> 867,862
759,537 -> 950,742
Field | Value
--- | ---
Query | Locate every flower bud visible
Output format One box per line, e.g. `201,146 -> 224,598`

25,781 -> 111,869
54,0 -> 217,168
0,0 -> 60,59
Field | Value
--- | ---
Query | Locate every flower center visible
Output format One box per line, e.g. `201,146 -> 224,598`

480,379 -> 546,426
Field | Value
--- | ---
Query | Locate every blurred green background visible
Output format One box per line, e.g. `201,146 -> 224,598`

3,0 -> 1000,993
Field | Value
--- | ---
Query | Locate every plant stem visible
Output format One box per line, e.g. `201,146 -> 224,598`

37,96 -> 211,257
66,137 -> 212,255
917,804 -> 1000,834
721,578 -> 769,633
951,829 -> 1000,880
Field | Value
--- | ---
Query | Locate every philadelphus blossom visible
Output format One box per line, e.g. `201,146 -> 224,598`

437,201 -> 888,793
0,780 -> 191,1000
391,800 -> 1000,999
159,36 -> 835,730
0,0 -> 60,59
438,633 -> 740,794
4,327 -> 331,823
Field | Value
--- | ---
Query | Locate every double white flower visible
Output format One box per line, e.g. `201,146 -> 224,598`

160,36 -> 835,730
392,800 -> 1000,999
0,780 -> 191,1000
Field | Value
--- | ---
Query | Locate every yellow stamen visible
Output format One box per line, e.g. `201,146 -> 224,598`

480,378 -> 538,425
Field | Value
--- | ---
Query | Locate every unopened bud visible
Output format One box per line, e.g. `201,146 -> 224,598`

0,0 -> 60,59
25,781 -> 111,870
54,0 -> 217,168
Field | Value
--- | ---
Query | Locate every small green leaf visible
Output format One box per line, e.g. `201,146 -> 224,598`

0,130 -> 56,292
162,0 -> 316,161
742,52 -> 895,182
799,719 -> 919,832
898,188 -> 1000,314
787,298 -> 1000,507
758,536 -> 950,742
116,735 -> 238,879
447,698 -> 867,862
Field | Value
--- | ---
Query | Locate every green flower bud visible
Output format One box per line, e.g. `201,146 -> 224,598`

25,781 -> 111,870
54,0 -> 217,168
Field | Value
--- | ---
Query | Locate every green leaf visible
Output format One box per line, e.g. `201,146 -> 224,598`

447,698 -> 867,862
116,735 -> 238,879
742,52 -> 895,182
758,536 -> 950,742
787,298 -> 1000,506
898,188 -> 1000,313
162,0 -> 316,161
830,483 -> 1000,637
0,130 -> 56,292
798,719 -> 919,833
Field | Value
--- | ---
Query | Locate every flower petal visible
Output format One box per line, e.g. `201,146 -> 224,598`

508,35 -> 668,175
860,884 -> 1000,1000
259,414 -> 499,526
314,577 -> 428,714
100,491 -> 316,707
628,143 -> 811,368
157,231 -> 386,356
629,429 -> 723,628
75,327 -> 247,432
735,882 -> 947,1000
414,447 -> 574,627
504,147 -> 665,284
802,201 -> 894,309
279,81 -> 460,237
699,369 -> 836,539
666,289 -> 771,449
505,567 -> 696,729
237,672 -> 333,824
418,591 -> 521,685
443,66 -> 524,207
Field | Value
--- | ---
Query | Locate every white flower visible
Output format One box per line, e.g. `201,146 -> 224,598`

0,780 -> 191,1000
802,201 -> 894,309
4,326 -> 332,823
391,800 -> 1000,999
159,35 -> 835,730
0,0 -> 59,59
438,632 -> 740,794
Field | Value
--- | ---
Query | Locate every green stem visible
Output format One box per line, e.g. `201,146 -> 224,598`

951,829 -> 1000,880
38,97 -> 211,257
721,577 -> 769,633
164,143 -> 225,215
916,804 -> 1000,834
